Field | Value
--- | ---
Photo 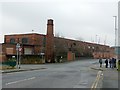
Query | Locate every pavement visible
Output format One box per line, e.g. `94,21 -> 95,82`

1,62 -> 120,89
90,63 -> 119,89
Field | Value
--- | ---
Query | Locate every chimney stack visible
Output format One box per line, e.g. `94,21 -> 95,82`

45,19 -> 54,63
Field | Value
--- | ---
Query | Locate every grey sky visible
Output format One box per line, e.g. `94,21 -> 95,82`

118,1 -> 120,46
0,0 -> 119,46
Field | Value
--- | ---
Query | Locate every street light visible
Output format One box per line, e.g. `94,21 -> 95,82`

113,16 -> 117,47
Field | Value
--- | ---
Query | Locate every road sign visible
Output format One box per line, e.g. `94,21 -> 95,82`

16,43 -> 20,48
16,43 -> 20,50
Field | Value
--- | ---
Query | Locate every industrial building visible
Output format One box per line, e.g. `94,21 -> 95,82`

0,19 -> 115,63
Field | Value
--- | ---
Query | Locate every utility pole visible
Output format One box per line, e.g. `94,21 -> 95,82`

113,16 -> 118,60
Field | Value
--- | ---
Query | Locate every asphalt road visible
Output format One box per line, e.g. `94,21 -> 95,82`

2,59 -> 100,88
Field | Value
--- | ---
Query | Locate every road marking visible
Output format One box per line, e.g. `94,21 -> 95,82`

6,77 -> 36,85
91,71 -> 103,90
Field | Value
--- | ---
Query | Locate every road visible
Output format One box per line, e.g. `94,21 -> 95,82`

2,59 -> 100,88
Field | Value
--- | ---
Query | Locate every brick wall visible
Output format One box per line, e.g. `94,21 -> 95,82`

2,33 -> 114,61
54,37 -> 114,59
0,44 -> 7,62
45,19 -> 54,63
5,33 -> 45,45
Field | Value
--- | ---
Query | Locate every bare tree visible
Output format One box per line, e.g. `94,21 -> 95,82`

55,32 -> 60,37
55,32 -> 64,38
54,38 -> 68,62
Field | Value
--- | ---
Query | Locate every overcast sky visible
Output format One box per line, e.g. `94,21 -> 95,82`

0,0 -> 119,46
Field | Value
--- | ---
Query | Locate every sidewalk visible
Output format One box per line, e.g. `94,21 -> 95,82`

90,64 -> 119,89
102,68 -> 119,89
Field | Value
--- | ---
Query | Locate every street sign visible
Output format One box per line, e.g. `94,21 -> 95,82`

16,43 -> 20,50
16,43 -> 20,48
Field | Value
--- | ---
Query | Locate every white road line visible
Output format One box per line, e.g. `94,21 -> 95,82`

91,71 -> 103,90
6,77 -> 36,85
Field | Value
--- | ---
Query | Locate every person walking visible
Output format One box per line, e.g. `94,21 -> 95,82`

111,58 -> 115,69
99,58 -> 102,68
114,58 -> 116,68
109,58 -> 112,68
105,59 -> 108,68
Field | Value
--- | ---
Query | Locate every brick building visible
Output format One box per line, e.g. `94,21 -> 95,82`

0,19 -> 115,63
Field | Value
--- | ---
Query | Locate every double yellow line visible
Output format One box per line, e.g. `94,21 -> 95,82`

91,71 -> 103,90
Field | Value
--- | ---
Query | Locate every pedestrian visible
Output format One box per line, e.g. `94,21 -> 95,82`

109,58 -> 112,68
114,58 -> 116,68
99,58 -> 102,68
105,59 -> 108,68
111,58 -> 115,69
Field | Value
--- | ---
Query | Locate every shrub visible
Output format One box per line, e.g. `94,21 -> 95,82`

2,58 -> 16,67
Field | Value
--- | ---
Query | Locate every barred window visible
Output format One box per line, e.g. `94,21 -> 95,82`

73,42 -> 76,46
10,38 -> 15,44
22,38 -> 28,44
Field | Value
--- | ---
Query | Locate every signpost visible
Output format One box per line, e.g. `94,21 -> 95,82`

40,53 -> 45,63
19,47 -> 22,69
16,43 -> 20,69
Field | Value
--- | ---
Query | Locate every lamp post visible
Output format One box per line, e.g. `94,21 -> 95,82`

113,16 -> 118,60
113,16 -> 117,47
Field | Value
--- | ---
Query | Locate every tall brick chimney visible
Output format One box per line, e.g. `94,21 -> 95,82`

45,19 -> 54,63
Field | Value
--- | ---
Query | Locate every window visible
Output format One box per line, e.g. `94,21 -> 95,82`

10,38 -> 15,44
6,48 -> 14,54
4,38 -> 6,43
88,46 -> 91,49
73,43 -> 76,46
22,38 -> 28,44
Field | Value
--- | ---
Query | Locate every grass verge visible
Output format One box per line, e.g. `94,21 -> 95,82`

0,65 -> 15,70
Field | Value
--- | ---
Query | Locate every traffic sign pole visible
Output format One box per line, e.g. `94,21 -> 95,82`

16,43 -> 20,69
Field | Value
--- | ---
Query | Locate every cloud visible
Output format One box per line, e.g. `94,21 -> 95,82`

1,1 -> 118,46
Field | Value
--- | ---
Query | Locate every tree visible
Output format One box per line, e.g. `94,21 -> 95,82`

55,32 -> 65,38
54,38 -> 68,61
